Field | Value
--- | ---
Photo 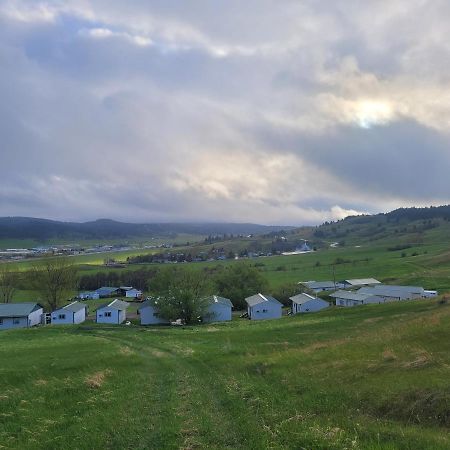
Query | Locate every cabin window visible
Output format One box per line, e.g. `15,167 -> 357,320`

58,314 -> 66,320
13,319 -> 20,324
262,309 -> 268,313
104,312 -> 112,317
0,319 -> 3,325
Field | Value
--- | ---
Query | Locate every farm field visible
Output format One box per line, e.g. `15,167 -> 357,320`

0,299 -> 449,449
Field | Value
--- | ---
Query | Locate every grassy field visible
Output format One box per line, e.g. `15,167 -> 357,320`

9,241 -> 450,307
0,299 -> 449,449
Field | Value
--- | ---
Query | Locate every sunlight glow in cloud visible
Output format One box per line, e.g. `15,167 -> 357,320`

353,100 -> 395,129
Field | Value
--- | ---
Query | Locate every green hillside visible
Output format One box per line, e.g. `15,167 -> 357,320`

1,300 -> 449,449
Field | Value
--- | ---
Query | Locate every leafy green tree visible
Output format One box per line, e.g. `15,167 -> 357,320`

29,257 -> 78,310
149,267 -> 213,324
213,263 -> 269,310
270,282 -> 308,306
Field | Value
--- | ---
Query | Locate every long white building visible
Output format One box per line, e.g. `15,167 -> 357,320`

0,303 -> 44,330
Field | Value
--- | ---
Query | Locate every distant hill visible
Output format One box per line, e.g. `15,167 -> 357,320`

0,217 -> 294,242
311,205 -> 450,247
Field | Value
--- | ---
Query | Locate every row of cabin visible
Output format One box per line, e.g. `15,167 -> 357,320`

331,284 -> 436,307
0,291 -> 330,330
79,286 -> 142,300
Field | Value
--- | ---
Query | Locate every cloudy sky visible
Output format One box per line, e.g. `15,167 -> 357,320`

1,0 -> 450,225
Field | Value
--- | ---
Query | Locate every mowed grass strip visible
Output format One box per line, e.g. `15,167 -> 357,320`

0,300 -> 449,449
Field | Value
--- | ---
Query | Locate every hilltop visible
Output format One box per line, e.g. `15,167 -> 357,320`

0,217 -> 294,246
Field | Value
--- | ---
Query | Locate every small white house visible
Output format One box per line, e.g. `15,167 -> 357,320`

290,293 -> 329,314
126,288 -> 143,299
0,303 -> 44,330
245,293 -> 282,320
51,301 -> 87,325
138,300 -> 169,325
204,296 -> 233,322
96,299 -> 129,324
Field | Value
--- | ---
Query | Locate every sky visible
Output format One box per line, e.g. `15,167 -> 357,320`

1,0 -> 450,225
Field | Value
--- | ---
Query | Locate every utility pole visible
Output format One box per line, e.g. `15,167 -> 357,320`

332,264 -> 337,291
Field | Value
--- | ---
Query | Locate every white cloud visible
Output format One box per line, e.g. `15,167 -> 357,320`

1,0 -> 450,224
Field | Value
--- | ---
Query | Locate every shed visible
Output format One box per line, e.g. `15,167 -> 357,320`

0,302 -> 44,330
96,299 -> 129,324
51,302 -> 87,325
290,293 -> 329,314
245,293 -> 282,320
138,300 -> 169,325
125,288 -> 143,299
204,296 -> 233,322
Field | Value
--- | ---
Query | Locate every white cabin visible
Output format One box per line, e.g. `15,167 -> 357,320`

0,303 -> 44,330
126,288 -> 142,299
51,301 -> 87,325
245,293 -> 282,320
204,296 -> 233,322
96,299 -> 129,324
290,293 -> 329,314
138,300 -> 169,325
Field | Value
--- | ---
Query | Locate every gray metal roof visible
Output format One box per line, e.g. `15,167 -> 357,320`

0,302 -> 43,318
245,293 -> 282,307
95,287 -> 119,295
138,299 -> 156,310
289,293 -> 317,305
54,301 -> 87,313
358,285 -> 424,297
330,290 -> 377,302
209,295 -> 233,307
343,278 -> 381,286
302,281 -> 336,289
97,299 -> 129,311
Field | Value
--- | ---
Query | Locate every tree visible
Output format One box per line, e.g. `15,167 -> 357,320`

29,257 -> 78,311
149,267 -> 213,324
270,282 -> 309,306
0,264 -> 17,303
213,263 -> 269,310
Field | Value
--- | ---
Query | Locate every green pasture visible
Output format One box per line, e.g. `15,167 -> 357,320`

0,299 -> 449,449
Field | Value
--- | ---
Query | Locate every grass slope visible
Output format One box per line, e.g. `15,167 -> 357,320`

1,300 -> 449,449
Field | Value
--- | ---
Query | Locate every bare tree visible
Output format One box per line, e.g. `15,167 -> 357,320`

0,264 -> 17,303
29,257 -> 78,310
